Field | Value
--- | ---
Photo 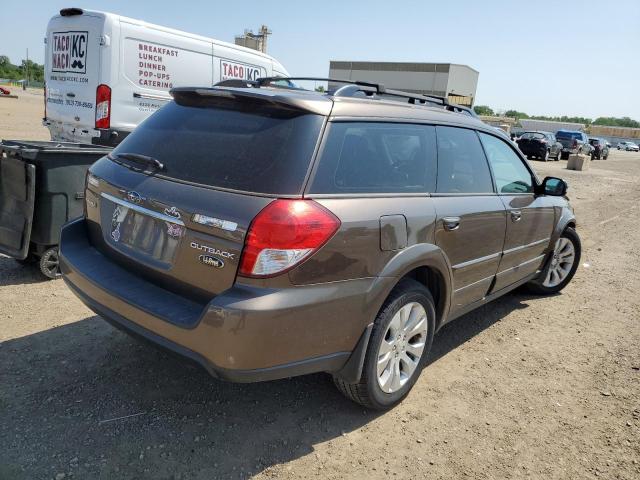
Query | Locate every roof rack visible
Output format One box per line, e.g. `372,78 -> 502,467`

213,76 -> 478,118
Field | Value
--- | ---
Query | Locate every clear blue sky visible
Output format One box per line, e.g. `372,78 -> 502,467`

2,0 -> 638,119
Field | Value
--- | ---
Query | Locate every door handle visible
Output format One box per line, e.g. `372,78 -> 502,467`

443,216 -> 461,231
510,210 -> 522,222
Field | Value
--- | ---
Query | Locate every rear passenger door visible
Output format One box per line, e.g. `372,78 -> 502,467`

478,132 -> 556,291
432,126 -> 507,313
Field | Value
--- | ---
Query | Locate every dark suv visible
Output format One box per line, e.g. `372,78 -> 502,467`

516,131 -> 562,161
60,79 -> 581,410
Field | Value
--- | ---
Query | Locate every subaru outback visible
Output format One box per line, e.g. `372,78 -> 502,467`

60,79 -> 580,410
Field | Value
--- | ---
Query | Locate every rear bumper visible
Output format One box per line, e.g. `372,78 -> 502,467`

60,218 -> 378,382
518,144 -> 547,156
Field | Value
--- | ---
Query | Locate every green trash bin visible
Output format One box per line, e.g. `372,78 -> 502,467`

0,140 -> 112,278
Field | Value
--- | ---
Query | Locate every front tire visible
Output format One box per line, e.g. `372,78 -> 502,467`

525,227 -> 581,295
333,278 -> 435,410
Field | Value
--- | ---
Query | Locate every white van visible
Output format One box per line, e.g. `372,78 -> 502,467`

43,8 -> 290,146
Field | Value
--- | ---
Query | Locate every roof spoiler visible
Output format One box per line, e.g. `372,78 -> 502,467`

60,7 -> 84,16
169,87 -> 332,116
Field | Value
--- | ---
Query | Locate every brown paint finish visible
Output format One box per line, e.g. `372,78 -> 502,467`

432,195 -> 506,309
59,86 -> 578,382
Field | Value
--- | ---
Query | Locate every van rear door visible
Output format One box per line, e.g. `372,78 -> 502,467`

45,11 -> 103,141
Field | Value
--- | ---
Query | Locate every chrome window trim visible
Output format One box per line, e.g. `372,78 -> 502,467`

101,192 -> 185,226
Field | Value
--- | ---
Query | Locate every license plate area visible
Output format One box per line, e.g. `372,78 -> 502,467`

100,194 -> 184,267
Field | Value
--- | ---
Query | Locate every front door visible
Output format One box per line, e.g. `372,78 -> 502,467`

478,132 -> 556,291
433,126 -> 507,313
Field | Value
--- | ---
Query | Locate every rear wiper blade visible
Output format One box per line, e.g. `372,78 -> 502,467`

108,152 -> 165,171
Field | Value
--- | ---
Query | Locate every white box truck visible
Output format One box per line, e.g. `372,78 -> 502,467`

43,8 -> 290,146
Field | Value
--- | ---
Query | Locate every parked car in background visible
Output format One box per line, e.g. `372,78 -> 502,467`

59,78 -> 580,410
588,138 -> 609,160
556,130 -> 593,159
516,131 -> 562,161
617,141 -> 639,152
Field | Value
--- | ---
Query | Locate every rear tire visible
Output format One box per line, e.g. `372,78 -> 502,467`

333,278 -> 435,410
525,227 -> 580,295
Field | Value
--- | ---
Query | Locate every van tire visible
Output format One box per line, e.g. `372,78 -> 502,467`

333,278 -> 435,410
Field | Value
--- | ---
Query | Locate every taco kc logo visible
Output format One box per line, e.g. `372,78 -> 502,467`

51,31 -> 88,74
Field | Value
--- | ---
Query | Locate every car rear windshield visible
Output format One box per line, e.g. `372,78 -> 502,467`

110,101 -> 324,195
556,131 -> 582,140
520,132 -> 545,139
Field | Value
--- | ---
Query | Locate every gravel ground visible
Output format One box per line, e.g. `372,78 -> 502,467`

1,92 -> 639,479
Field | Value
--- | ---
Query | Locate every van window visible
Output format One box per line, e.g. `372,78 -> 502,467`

435,127 -> 494,194
110,101 -> 324,195
479,132 -> 533,194
308,122 -> 437,194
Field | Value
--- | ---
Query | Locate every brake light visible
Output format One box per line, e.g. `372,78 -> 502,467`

43,82 -> 47,120
239,199 -> 340,277
95,84 -> 111,129
540,139 -> 547,144
572,139 -> 578,148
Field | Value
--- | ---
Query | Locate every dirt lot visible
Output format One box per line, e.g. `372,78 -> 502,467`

1,93 -> 639,480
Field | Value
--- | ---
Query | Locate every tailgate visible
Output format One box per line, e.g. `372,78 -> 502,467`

85,159 -> 270,299
45,13 -> 103,129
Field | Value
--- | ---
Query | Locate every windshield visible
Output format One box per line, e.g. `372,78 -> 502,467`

111,101 -> 324,195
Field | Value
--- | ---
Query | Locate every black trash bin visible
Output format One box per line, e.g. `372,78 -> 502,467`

0,140 -> 112,278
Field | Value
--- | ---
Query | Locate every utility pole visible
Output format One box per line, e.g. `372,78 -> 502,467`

25,48 -> 29,90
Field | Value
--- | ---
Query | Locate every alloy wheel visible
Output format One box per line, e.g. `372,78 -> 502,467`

377,302 -> 428,393
543,237 -> 575,287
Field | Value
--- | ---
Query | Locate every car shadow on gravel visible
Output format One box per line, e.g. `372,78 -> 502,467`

429,290 -> 543,365
0,291 -> 540,479
0,255 -> 48,286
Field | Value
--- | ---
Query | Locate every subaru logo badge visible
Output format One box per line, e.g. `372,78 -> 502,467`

199,255 -> 224,269
126,191 -> 144,204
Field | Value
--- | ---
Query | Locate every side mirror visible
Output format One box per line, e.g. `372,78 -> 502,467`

540,176 -> 568,196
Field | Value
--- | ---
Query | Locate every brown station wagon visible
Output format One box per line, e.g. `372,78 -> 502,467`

60,78 -> 581,410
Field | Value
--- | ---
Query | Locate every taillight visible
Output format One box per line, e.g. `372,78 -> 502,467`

540,139 -> 547,144
43,82 -> 47,120
239,199 -> 340,278
95,84 -> 111,129
572,139 -> 578,148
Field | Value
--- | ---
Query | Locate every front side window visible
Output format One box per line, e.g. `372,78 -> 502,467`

479,132 -> 533,194
309,122 -> 437,194
435,126 -> 494,194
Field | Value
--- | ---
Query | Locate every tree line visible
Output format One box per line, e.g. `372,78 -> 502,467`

0,56 -> 44,83
473,105 -> 640,129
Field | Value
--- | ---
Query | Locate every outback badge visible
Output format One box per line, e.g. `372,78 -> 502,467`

199,255 -> 224,269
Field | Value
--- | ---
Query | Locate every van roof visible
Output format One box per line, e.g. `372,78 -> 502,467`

51,8 -> 280,63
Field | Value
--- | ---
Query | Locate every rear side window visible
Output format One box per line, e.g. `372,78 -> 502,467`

435,127 -> 494,194
309,122 -> 437,194
110,101 -> 324,195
